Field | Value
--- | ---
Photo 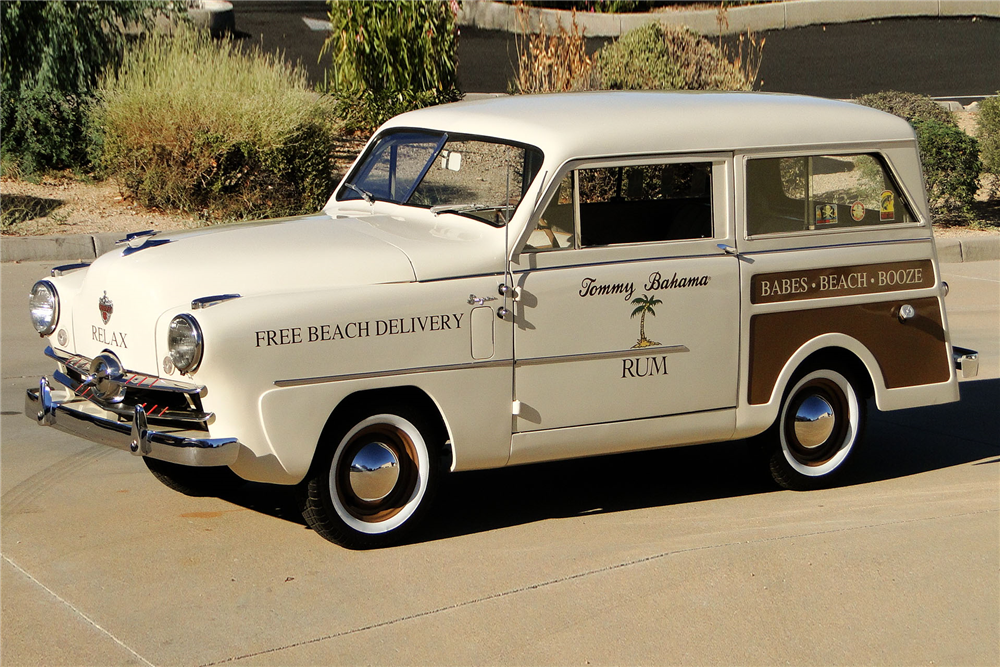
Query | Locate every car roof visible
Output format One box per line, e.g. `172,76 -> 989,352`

381,91 -> 916,165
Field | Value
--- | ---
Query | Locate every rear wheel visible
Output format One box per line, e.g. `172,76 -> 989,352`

764,367 -> 867,490
144,457 -> 245,497
297,406 -> 442,549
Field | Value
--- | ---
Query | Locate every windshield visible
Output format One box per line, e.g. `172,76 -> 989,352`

338,130 -> 544,225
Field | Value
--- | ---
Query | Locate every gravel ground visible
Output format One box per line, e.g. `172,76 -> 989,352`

0,176 -> 201,237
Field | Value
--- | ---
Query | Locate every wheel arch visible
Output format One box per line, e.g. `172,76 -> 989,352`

315,386 -> 453,473
767,333 -> 882,409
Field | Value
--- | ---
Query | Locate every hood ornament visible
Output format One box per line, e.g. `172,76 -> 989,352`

99,291 -> 114,325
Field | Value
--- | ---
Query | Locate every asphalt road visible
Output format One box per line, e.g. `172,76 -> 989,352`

2,258 -> 998,665
226,2 -> 1000,99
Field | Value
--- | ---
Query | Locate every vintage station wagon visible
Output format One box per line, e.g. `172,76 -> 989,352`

26,92 -> 978,548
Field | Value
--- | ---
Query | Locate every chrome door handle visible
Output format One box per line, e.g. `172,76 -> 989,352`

468,294 -> 497,306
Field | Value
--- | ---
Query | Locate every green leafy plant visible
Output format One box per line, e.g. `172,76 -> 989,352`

913,119 -> 981,216
854,90 -> 956,126
594,23 -> 755,92
856,91 -> 983,219
0,1 -> 173,174
97,29 -> 342,221
976,94 -> 1000,194
323,1 -> 462,134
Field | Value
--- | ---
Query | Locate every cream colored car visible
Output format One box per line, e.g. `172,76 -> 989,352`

26,92 -> 978,548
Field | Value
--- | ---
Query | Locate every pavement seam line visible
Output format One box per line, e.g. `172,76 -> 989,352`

199,507 -> 997,666
1,554 -> 156,667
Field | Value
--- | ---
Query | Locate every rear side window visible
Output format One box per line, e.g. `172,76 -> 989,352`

746,154 -> 916,236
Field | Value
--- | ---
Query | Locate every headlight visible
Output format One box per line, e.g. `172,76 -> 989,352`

168,314 -> 203,374
28,280 -> 59,336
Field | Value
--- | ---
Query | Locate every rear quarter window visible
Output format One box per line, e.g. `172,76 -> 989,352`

746,154 -> 916,236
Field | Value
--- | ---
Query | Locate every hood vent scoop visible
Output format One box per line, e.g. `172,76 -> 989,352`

117,229 -> 172,256
191,294 -> 242,310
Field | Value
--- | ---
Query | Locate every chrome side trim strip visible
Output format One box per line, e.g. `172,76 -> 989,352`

273,345 -> 689,388
514,345 -> 690,367
274,359 -> 511,388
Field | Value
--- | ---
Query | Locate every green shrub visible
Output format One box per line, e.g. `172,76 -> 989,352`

323,1 -> 461,133
97,30 -> 341,221
594,23 -> 754,92
913,119 -> 981,215
0,1 -> 172,174
977,94 -> 1000,185
854,90 -> 956,126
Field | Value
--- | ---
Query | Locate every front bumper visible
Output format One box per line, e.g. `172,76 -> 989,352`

25,377 -> 240,466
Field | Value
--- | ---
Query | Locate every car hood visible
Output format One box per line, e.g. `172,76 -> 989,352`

65,212 -> 420,369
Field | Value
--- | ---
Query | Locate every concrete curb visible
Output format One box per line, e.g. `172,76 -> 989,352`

1,233 -> 121,264
457,0 -> 1000,37
3,231 -> 997,264
935,236 -> 1000,263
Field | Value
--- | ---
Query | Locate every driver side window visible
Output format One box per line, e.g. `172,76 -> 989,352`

524,160 -> 714,253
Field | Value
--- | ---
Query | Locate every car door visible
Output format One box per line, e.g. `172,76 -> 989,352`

509,154 -> 740,434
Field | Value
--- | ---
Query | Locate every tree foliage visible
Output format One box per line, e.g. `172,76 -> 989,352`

323,1 -> 461,134
913,119 -> 981,215
0,1 -> 168,173
977,94 -> 1000,189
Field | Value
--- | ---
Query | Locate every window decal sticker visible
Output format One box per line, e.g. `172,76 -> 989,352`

851,201 -> 866,222
815,203 -> 838,226
880,190 -> 895,221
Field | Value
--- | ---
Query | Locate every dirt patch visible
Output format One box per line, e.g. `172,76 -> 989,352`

1,176 -> 201,237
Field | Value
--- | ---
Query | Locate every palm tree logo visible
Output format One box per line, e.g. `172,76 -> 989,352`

630,294 -> 662,348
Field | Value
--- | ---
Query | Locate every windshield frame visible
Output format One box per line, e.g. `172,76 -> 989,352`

336,127 -> 545,226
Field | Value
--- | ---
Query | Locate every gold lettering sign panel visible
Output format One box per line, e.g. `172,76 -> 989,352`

751,260 -> 935,304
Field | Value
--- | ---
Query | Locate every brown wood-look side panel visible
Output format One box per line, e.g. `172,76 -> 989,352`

748,297 -> 949,405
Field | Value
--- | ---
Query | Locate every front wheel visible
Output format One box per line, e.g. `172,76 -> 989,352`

763,367 -> 867,490
297,407 -> 441,549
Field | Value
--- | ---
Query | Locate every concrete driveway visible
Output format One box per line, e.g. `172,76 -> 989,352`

2,259 -> 997,666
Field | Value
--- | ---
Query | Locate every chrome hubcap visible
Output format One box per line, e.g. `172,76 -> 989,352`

793,395 -> 835,448
348,442 -> 400,502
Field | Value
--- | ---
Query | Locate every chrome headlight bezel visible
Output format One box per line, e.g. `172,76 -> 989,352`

29,280 -> 60,336
168,314 -> 203,374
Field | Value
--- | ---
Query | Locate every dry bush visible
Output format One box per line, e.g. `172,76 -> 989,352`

512,7 -> 765,95
596,23 -> 753,91
512,7 -> 594,94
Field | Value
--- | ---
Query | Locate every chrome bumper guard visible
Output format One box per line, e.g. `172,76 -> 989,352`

25,377 -> 240,466
953,346 -> 979,379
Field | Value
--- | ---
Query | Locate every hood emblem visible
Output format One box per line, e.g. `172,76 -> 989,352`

99,291 -> 114,324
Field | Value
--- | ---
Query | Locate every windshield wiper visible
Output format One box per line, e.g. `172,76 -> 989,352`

430,203 -> 514,221
343,182 -> 374,204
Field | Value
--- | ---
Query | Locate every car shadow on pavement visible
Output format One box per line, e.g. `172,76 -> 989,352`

215,378 -> 1000,543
